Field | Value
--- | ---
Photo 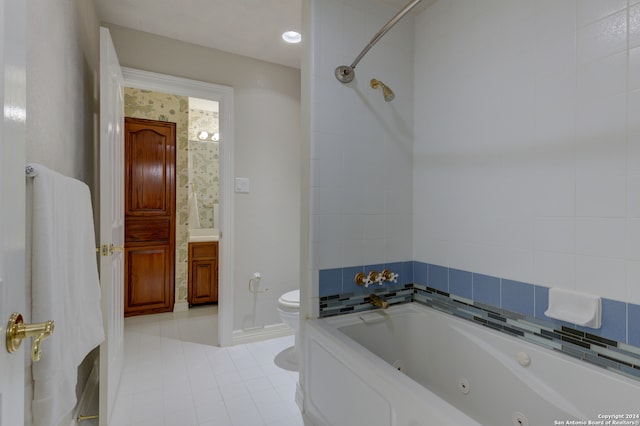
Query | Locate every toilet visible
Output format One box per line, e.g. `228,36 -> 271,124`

277,289 -> 300,366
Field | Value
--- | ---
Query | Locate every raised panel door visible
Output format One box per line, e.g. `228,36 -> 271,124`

99,26 -> 125,425
124,118 -> 175,217
124,245 -> 173,314
124,117 -> 175,316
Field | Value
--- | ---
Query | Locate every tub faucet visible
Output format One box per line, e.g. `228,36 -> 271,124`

368,293 -> 389,309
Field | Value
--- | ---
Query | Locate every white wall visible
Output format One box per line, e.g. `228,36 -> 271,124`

104,24 -> 302,330
306,0 -> 414,310
26,0 -> 99,187
25,0 -> 101,423
413,0 -> 640,305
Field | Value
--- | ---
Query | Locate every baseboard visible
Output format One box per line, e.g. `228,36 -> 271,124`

173,301 -> 189,312
231,322 -> 293,345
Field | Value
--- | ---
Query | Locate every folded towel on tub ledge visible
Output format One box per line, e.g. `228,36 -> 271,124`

27,163 -> 105,426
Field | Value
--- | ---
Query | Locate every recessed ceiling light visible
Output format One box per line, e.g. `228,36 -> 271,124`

282,31 -> 301,44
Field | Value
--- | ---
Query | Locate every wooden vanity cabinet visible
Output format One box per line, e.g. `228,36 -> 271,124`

188,241 -> 218,305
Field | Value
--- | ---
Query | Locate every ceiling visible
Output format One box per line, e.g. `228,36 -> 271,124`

94,0 -> 427,70
95,0 -> 304,69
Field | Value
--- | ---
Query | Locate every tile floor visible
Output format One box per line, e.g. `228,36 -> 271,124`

110,305 -> 305,426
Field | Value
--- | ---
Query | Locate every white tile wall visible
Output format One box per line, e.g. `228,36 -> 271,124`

630,175 -> 640,218
628,262 -> 640,302
576,10 -> 627,66
309,0 -> 414,271
627,219 -> 640,260
534,0 -> 576,43
414,0 -> 640,305
533,251 -> 576,289
577,0 -> 627,27
630,90 -> 640,133
309,0 -> 640,307
575,173 -> 626,218
631,4 -> 640,47
577,52 -> 626,102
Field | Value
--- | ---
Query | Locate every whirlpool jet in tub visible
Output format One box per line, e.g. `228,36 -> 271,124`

304,303 -> 640,426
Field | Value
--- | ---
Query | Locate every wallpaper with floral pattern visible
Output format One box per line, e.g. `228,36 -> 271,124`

188,108 -> 219,228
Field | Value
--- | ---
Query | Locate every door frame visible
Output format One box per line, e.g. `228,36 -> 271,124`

122,67 -> 234,346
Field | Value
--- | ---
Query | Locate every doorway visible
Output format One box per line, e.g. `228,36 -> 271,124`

122,67 -> 234,346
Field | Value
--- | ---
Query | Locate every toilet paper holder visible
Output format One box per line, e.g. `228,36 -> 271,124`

249,272 -> 268,293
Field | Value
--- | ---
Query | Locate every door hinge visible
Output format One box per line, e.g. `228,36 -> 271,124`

98,244 -> 124,256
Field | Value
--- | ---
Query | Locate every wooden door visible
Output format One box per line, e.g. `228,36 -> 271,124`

124,117 -> 176,316
99,27 -> 125,424
0,0 -> 27,423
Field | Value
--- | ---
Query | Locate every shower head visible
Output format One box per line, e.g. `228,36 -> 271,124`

334,0 -> 424,85
370,79 -> 395,102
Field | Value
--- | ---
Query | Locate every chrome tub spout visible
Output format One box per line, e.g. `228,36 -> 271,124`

368,293 -> 389,309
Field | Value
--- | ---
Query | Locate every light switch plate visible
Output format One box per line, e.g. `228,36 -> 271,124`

235,177 -> 250,193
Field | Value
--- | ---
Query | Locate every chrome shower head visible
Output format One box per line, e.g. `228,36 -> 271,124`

370,79 -> 395,102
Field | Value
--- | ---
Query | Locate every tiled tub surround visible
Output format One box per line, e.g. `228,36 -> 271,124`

304,303 -> 640,426
318,262 -> 640,382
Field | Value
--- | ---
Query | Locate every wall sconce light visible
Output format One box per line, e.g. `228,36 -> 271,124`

197,130 -> 220,142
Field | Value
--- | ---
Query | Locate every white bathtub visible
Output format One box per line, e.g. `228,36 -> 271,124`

304,303 -> 640,426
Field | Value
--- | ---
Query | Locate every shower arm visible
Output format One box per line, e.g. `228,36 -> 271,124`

335,0 -> 423,83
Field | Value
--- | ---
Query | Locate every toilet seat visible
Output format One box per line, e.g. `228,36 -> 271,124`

278,289 -> 300,310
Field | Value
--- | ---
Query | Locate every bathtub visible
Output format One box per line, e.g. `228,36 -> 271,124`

304,303 -> 640,426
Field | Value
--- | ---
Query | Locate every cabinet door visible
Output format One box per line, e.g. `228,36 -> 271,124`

190,259 -> 218,304
188,242 -> 218,305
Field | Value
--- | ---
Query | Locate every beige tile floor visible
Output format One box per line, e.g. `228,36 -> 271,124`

110,305 -> 304,426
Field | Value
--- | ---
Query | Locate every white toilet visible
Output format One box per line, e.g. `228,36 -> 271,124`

277,289 -> 300,366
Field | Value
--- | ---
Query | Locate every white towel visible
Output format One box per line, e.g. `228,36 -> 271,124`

188,189 -> 201,229
27,163 -> 105,426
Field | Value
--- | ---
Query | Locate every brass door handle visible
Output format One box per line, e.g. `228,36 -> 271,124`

6,312 -> 54,362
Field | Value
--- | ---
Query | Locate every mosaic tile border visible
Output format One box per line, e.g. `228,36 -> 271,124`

319,284 -> 413,318
413,284 -> 640,382
320,262 -> 640,348
319,283 -> 640,382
